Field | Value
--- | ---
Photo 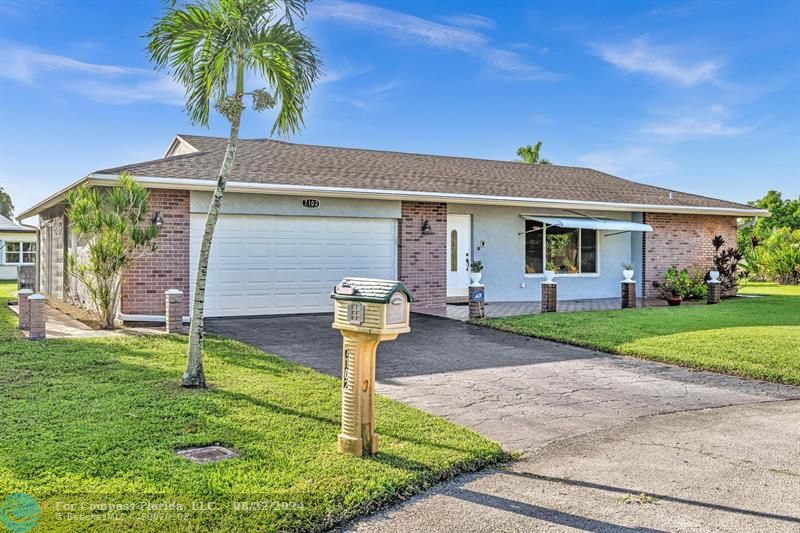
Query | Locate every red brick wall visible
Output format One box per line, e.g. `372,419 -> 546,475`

642,213 -> 738,298
121,189 -> 190,317
397,201 -> 447,310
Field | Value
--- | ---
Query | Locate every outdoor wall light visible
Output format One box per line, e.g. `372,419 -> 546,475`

421,219 -> 433,235
152,211 -> 164,227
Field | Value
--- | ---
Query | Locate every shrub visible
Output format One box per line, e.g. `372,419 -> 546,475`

65,173 -> 160,328
652,266 -> 708,300
760,228 -> 800,285
711,235 -> 742,296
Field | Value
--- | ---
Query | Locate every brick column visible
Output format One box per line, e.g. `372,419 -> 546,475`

541,282 -> 557,313
707,281 -> 721,304
621,281 -> 637,309
165,289 -> 186,333
28,293 -> 47,340
397,201 -> 447,311
16,289 -> 33,330
468,284 -> 485,319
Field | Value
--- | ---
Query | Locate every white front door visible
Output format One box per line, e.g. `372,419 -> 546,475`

446,214 -> 472,297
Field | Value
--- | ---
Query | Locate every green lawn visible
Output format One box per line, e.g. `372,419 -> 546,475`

478,282 -> 800,385
0,282 -> 505,532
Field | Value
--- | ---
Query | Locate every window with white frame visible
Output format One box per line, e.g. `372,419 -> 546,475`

524,221 -> 597,274
4,241 -> 36,265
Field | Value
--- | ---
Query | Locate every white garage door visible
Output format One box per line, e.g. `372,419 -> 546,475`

190,214 -> 397,317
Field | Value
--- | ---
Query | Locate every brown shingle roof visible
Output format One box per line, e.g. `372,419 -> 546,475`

94,134 -> 752,210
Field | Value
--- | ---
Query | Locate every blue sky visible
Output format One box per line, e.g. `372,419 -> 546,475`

1,0 -> 798,218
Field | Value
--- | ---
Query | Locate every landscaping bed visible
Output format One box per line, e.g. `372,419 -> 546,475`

475,282 -> 800,385
0,282 -> 505,531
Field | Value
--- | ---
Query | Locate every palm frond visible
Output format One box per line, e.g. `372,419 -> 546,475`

250,21 -> 320,136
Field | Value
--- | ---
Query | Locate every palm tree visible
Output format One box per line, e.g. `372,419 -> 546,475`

147,0 -> 320,388
516,140 -> 551,165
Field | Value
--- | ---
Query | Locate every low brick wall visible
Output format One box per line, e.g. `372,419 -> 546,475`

642,213 -> 738,298
121,189 -> 191,317
397,201 -> 447,310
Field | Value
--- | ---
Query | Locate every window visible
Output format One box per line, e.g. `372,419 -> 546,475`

3,241 -> 35,265
5,242 -> 20,264
524,220 -> 597,274
450,229 -> 458,272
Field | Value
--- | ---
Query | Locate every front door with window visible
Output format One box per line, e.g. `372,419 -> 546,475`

446,214 -> 472,297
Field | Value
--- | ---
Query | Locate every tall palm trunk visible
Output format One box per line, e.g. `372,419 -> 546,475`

182,64 -> 244,388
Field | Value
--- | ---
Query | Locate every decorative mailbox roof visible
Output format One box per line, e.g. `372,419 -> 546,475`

331,278 -> 414,303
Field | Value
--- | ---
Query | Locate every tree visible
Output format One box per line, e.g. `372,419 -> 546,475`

516,140 -> 551,165
65,174 -> 160,329
147,0 -> 320,388
0,187 -> 13,219
738,190 -> 800,251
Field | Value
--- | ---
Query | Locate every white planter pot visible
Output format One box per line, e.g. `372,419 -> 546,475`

470,272 -> 482,285
543,270 -> 556,283
709,271 -> 720,282
622,269 -> 634,282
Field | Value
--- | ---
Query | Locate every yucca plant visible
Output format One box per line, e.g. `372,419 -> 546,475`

147,0 -> 320,387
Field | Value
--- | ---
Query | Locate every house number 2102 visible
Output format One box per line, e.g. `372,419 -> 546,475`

302,199 -> 320,208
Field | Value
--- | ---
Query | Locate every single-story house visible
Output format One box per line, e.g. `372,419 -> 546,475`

18,134 -> 766,321
0,215 -> 37,282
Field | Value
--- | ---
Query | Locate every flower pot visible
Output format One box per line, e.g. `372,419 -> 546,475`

709,271 -> 720,282
622,269 -> 634,282
667,296 -> 682,306
543,270 -> 556,283
470,272 -> 482,285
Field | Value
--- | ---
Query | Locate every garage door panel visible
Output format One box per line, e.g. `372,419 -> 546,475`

191,214 -> 397,317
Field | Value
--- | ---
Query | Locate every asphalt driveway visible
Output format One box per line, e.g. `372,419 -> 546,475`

206,313 -> 800,451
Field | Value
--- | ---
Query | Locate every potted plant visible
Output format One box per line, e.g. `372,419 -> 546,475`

652,278 -> 682,306
470,260 -> 484,285
622,262 -> 635,282
544,261 -> 556,282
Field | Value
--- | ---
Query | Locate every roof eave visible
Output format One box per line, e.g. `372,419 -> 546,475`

18,172 -> 769,220
16,175 -> 90,221
93,173 -> 768,217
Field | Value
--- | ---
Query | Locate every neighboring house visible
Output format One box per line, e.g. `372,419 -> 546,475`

0,215 -> 37,281
18,134 -> 766,321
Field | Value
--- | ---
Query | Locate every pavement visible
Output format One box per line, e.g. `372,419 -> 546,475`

206,313 -> 800,532
207,313 -> 800,451
348,401 -> 800,532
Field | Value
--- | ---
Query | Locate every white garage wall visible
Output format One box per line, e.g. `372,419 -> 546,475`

190,191 -> 401,219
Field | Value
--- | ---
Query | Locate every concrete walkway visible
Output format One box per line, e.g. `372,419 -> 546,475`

8,303 -> 163,338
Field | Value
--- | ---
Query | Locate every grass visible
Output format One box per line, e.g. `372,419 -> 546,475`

0,282 -> 505,532
478,282 -> 800,385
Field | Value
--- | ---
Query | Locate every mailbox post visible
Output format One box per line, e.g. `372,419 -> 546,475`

331,278 -> 414,456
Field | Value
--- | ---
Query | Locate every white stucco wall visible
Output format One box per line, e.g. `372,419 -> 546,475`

190,191 -> 401,219
0,231 -> 37,280
448,204 -> 642,302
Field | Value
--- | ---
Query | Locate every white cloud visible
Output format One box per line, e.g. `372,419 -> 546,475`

65,77 -> 185,106
578,146 -> 677,178
643,117 -> 753,140
642,105 -> 758,141
2,42 -> 144,83
319,61 -> 372,84
312,1 -> 558,81
437,13 -> 496,30
592,37 -> 722,86
1,41 -> 182,105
